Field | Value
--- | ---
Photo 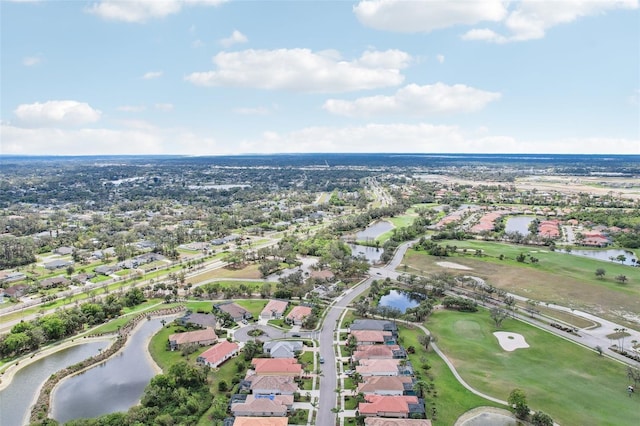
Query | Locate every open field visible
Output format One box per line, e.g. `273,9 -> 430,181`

187,264 -> 262,282
401,241 -> 640,327
427,310 -> 637,426
398,324 -> 503,425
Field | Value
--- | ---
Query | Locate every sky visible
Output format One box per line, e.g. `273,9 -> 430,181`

1,0 -> 639,156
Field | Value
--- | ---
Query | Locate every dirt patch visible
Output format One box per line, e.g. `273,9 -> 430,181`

436,261 -> 473,270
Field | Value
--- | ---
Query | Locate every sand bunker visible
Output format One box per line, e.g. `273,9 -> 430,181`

455,407 -> 517,426
436,261 -> 472,270
493,332 -> 529,351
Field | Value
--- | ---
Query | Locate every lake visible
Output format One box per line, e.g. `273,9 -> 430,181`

350,244 -> 383,264
0,340 -> 110,426
504,216 -> 535,236
378,290 -> 422,313
51,318 -> 167,423
357,220 -> 393,241
558,248 -> 637,266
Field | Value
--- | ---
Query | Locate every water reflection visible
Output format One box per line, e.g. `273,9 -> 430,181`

51,318 -> 166,423
0,341 -> 110,426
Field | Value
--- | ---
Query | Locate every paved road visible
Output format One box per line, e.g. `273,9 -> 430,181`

315,240 -> 415,426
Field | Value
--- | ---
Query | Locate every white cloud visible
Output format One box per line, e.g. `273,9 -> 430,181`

219,30 -> 248,48
463,0 -> 639,43
142,71 -> 163,80
117,105 -> 146,112
14,101 -> 102,127
23,55 -> 43,67
185,48 -> 410,92
354,0 -> 507,33
323,83 -> 501,117
154,103 -> 174,111
0,123 -> 219,155
87,0 -> 226,23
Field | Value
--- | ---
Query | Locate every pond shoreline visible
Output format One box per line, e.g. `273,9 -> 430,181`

29,306 -> 184,424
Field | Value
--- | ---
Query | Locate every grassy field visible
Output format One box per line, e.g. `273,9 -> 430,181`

235,299 -> 269,318
187,264 -> 262,282
398,324 -> 503,425
401,241 -> 640,327
426,309 -> 637,426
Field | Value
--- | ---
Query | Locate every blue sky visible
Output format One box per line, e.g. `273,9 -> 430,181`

1,0 -> 638,155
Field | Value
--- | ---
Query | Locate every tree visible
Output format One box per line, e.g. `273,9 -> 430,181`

490,307 -> 509,328
508,388 -> 529,419
615,274 -> 628,284
616,254 -> 627,264
595,268 -> 606,279
531,411 -> 554,426
418,334 -> 432,350
628,366 -> 640,388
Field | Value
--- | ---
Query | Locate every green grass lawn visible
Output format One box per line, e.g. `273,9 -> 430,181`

268,318 -> 292,329
234,298 -> 269,318
402,242 -> 640,326
398,324 -> 502,425
289,408 -> 309,425
343,395 -> 358,409
426,309 -> 637,426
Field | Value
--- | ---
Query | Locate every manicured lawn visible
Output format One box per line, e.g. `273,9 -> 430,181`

289,408 -> 309,425
298,350 -> 315,367
186,300 -> 215,313
234,299 -> 269,318
148,324 -> 191,371
427,309 -> 636,426
402,242 -> 640,327
268,318 -> 292,329
398,325 -> 502,425
343,395 -> 358,409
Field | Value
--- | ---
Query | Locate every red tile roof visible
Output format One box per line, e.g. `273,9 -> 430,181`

359,395 -> 419,415
199,340 -> 239,367
251,358 -> 302,375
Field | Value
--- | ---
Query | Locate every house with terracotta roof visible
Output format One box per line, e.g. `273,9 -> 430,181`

353,345 -> 405,361
168,327 -> 217,351
286,305 -> 312,326
350,330 -> 394,345
216,302 -> 252,321
197,340 -> 239,368
248,375 -> 299,395
231,395 -> 288,417
358,376 -> 415,396
358,395 -> 422,418
356,359 -> 403,377
364,418 -> 432,426
260,299 -> 289,320
251,358 -> 302,376
232,417 -> 288,426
